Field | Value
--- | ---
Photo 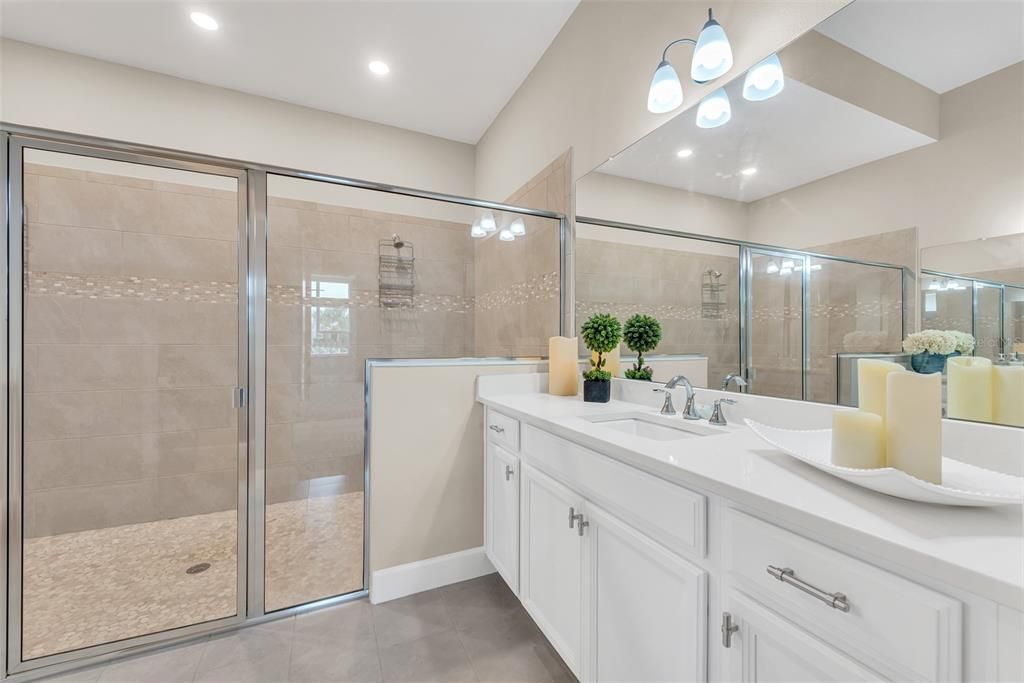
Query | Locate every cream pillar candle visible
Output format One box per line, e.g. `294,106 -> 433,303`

886,371 -> 942,484
857,359 -> 905,426
831,410 -> 885,469
993,364 -> 1024,427
592,346 -> 621,378
947,356 -> 993,422
548,336 -> 580,396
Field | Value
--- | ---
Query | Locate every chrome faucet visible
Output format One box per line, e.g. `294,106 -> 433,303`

722,373 -> 749,393
709,398 -> 737,426
653,375 -> 700,420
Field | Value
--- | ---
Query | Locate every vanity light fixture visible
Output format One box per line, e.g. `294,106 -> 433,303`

743,53 -> 784,101
696,88 -> 731,128
368,60 -> 390,76
190,11 -> 219,31
509,218 -> 526,236
499,228 -> 515,242
691,8 -> 733,83
740,166 -> 757,176
676,148 -> 694,158
766,262 -> 780,274
479,211 -> 497,233
470,222 -> 487,238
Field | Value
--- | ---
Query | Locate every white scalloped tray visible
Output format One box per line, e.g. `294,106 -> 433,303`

745,419 -> 1024,507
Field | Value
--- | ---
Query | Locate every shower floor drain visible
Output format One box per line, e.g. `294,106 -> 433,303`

186,562 -> 211,575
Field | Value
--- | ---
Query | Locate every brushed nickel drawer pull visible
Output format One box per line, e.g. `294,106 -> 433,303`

488,424 -> 505,434
504,465 -> 514,481
767,565 -> 850,612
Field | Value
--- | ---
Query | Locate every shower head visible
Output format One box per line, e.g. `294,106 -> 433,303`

391,234 -> 405,249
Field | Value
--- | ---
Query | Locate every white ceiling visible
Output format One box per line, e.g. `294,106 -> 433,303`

816,0 -> 1024,93
0,0 -> 579,143
598,77 -> 935,203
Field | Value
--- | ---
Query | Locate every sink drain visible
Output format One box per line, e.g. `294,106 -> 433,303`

186,562 -> 211,575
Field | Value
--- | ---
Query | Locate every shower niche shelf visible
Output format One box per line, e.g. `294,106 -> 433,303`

379,234 -> 415,308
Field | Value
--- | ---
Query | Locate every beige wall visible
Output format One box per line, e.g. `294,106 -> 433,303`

474,0 -> 847,202
368,361 -> 543,572
0,39 -> 476,198
746,63 -> 1024,251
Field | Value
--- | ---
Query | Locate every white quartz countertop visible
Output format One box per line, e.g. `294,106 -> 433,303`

477,377 -> 1024,608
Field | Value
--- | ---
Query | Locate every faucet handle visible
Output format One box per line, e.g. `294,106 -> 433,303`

709,398 -> 737,426
653,387 -> 677,415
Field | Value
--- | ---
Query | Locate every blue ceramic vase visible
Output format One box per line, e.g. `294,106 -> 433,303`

910,350 -> 959,374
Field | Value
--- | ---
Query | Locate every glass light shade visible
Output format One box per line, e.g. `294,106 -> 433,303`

696,88 -> 731,128
743,53 -> 784,101
691,16 -> 733,83
470,222 -> 487,238
765,262 -> 779,274
499,228 -> 515,242
480,211 -> 497,232
510,218 -> 526,236
647,60 -> 684,114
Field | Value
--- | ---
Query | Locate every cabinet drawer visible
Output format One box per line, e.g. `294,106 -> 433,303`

523,426 -> 705,559
726,509 -> 962,682
486,409 -> 520,451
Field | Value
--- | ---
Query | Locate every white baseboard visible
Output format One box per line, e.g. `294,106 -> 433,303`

370,546 -> 494,604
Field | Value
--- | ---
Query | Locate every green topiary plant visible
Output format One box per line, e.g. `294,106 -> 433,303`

622,314 -> 662,381
580,313 -> 622,382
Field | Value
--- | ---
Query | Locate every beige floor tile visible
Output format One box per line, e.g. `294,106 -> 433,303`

371,591 -> 453,650
288,635 -> 382,682
377,630 -> 476,683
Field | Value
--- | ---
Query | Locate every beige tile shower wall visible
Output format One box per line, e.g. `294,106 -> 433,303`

473,151 -> 569,357
575,238 -> 740,387
22,163 -> 239,538
266,198 -> 475,504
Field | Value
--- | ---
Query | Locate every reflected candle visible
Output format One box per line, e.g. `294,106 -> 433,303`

993,364 -> 1024,427
947,356 -> 993,423
831,410 -> 884,469
886,371 -> 942,484
548,336 -> 580,396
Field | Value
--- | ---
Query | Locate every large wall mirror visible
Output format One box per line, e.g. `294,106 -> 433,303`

575,0 -> 1023,428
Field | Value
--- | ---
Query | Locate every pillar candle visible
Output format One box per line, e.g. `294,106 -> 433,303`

592,346 -> 620,378
993,364 -> 1024,427
857,358 -> 905,427
548,336 -> 580,396
947,356 -> 993,422
886,371 -> 942,484
831,410 -> 885,469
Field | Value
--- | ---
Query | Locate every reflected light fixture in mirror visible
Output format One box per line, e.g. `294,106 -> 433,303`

499,228 -> 515,242
743,53 -> 785,101
470,221 -> 487,238
692,8 -> 733,83
676,148 -> 694,158
510,218 -> 526,236
696,88 -> 731,128
189,11 -> 218,31
479,211 -> 497,233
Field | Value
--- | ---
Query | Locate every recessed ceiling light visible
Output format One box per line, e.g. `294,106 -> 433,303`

676,148 -> 694,158
368,60 -> 390,76
740,167 -> 757,176
190,12 -> 218,31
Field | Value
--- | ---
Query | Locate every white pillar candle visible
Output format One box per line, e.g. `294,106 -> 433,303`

947,356 -> 993,422
831,410 -> 884,469
592,345 -> 621,378
548,336 -> 580,396
886,371 -> 942,484
993,364 -> 1024,427
857,358 -> 905,428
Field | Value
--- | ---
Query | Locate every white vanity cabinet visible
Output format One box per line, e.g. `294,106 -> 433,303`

484,443 -> 520,592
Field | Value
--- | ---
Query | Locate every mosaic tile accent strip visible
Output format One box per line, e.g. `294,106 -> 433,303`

474,271 -> 560,312
267,284 -> 473,314
577,300 -> 739,323
27,271 -> 237,305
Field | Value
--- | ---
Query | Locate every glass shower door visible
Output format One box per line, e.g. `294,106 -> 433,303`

12,143 -> 247,665
746,248 -> 805,400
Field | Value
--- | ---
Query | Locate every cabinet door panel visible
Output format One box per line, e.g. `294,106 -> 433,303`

586,504 -> 707,683
725,592 -> 881,683
486,445 -> 519,592
520,465 -> 584,677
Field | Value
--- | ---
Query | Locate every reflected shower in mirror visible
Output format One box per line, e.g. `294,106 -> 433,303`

574,0 -> 1023,427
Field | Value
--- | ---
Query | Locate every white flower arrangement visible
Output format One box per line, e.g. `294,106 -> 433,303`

902,329 -> 974,355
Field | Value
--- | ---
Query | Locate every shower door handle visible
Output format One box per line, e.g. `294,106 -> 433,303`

234,387 -> 247,409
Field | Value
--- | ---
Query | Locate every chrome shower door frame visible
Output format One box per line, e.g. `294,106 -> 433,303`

5,135 -> 251,677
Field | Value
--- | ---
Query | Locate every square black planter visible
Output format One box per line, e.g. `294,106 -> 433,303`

583,379 -> 611,403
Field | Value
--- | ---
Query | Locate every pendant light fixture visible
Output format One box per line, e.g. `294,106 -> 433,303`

742,53 -> 785,101
645,7 -> 784,125
509,217 -> 526,236
696,88 -> 731,128
479,211 -> 497,233
470,221 -> 487,238
691,9 -> 733,83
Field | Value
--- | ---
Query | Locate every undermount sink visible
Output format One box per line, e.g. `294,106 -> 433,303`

585,412 -> 718,440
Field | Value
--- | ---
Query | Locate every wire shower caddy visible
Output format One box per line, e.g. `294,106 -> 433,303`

379,234 -> 415,308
